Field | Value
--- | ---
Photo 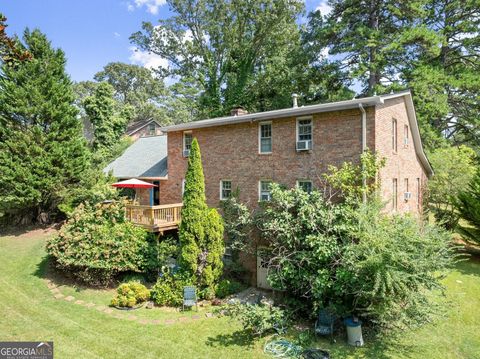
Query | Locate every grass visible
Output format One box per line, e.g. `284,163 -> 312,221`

0,229 -> 479,358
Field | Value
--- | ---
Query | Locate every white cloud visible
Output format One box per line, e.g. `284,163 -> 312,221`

127,3 -> 135,11
129,46 -> 168,70
316,1 -> 332,16
113,32 -> 121,38
133,0 -> 166,14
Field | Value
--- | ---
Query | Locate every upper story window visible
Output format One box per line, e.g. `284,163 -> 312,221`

220,180 -> 232,200
183,131 -> 193,157
296,117 -> 313,151
259,122 -> 272,154
404,125 -> 409,147
392,119 -> 397,152
297,180 -> 313,194
259,180 -> 272,201
148,123 -> 156,136
182,179 -> 186,195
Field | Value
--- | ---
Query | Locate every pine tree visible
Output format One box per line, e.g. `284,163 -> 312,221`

178,138 -> 224,294
456,171 -> 480,245
0,29 -> 90,223
307,0 -> 439,95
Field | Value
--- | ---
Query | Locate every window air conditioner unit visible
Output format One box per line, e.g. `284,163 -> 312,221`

296,140 -> 312,151
183,150 -> 190,157
404,192 -> 412,201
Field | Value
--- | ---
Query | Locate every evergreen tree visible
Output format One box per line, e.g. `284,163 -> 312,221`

84,82 -> 129,154
456,171 -> 480,245
0,29 -> 89,223
306,0 -> 439,96
405,0 -> 480,148
178,138 -> 224,294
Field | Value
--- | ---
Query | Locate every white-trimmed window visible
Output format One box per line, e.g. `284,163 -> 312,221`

297,118 -> 312,142
259,122 -> 272,153
183,131 -> 193,156
404,125 -> 409,147
182,179 -> 186,195
148,123 -> 156,136
392,178 -> 398,210
220,180 -> 232,200
297,180 -> 313,194
259,181 -> 272,201
392,119 -> 397,152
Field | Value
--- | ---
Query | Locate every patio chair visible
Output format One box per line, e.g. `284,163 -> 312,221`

182,286 -> 198,311
315,308 -> 336,343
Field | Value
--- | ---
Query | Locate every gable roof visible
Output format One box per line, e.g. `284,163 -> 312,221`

162,90 -> 433,176
104,135 -> 168,179
125,119 -> 161,136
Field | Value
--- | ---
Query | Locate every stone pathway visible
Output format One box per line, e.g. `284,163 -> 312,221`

45,279 -> 217,326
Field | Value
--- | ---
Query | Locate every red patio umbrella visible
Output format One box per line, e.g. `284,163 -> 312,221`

111,179 -> 157,204
111,178 -> 157,188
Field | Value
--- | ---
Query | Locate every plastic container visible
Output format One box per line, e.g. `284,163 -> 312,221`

345,317 -> 364,347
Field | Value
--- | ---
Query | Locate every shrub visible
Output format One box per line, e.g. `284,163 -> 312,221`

428,145 -> 477,229
179,138 -> 225,293
150,272 -> 192,307
456,170 -> 480,245
225,302 -> 288,336
110,281 -> 150,308
259,185 -> 456,329
215,279 -> 245,299
46,200 -> 157,286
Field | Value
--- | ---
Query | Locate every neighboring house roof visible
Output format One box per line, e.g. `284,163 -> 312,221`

162,90 -> 433,176
104,135 -> 168,179
125,119 -> 161,136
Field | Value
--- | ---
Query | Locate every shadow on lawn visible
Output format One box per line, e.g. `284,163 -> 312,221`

206,329 -> 256,348
33,254 -> 104,293
455,256 -> 480,277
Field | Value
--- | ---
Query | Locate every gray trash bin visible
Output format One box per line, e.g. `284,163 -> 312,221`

345,317 -> 364,347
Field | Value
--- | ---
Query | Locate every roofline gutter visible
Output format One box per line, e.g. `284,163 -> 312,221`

162,96 -> 385,132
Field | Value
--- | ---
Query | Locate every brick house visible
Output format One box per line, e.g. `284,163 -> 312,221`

159,90 -> 432,213
107,90 -> 433,287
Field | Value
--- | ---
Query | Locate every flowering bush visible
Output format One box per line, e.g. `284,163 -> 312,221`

46,200 -> 158,286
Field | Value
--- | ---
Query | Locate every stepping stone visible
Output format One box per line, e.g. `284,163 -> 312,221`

138,319 -> 149,325
178,317 -> 188,322
64,296 -> 75,302
85,303 -> 96,308
151,319 -> 161,325
53,293 -> 64,299
127,315 -> 137,321
74,300 -> 84,305
205,312 -> 213,318
47,282 -> 57,289
50,288 -> 60,294
104,308 -> 113,314
112,313 -> 124,319
95,306 -> 107,312
191,315 -> 200,320
164,319 -> 176,325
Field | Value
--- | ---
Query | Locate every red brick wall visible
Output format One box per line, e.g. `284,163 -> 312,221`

160,107 -> 376,208
374,97 -> 428,214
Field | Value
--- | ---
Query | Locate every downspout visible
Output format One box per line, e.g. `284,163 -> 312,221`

359,104 -> 367,204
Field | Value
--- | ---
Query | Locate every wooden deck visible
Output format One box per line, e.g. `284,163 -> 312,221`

125,203 -> 183,232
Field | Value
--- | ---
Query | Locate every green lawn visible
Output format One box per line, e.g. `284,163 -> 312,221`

0,229 -> 479,359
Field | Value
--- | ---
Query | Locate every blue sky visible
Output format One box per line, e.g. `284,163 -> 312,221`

2,0 -> 327,82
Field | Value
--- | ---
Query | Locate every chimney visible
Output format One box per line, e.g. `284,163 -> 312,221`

230,106 -> 248,116
292,93 -> 298,108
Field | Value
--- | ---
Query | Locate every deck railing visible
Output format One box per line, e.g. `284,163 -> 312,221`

125,203 -> 183,231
